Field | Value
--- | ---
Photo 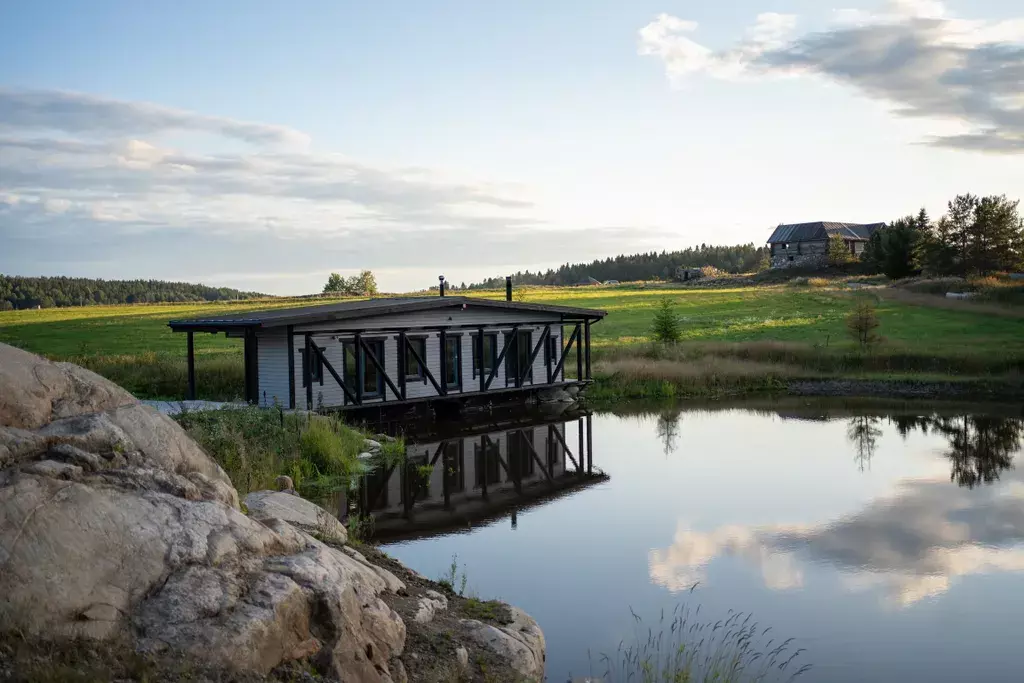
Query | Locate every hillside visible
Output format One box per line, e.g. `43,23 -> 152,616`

0,274 -> 268,310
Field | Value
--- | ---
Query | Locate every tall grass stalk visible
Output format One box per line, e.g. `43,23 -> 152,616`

594,599 -> 810,683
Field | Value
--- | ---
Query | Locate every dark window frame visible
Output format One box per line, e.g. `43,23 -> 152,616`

300,346 -> 325,387
505,329 -> 533,385
443,333 -> 462,390
405,337 -> 427,382
471,332 -> 499,379
342,339 -> 385,399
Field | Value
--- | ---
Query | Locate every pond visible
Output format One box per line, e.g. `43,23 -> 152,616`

359,400 -> 1024,682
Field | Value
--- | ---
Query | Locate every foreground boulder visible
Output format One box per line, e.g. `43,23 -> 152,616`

0,343 -> 547,682
0,344 -> 406,681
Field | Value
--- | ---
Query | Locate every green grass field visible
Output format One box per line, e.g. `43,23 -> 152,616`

2,284 -> 1021,399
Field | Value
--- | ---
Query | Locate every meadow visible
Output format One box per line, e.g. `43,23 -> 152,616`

1,283 -> 1022,400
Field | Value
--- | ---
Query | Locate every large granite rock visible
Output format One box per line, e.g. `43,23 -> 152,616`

245,490 -> 347,543
0,343 -> 406,681
461,606 -> 546,681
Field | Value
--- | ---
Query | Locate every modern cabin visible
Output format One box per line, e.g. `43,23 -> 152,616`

168,294 -> 606,410
767,221 -> 884,269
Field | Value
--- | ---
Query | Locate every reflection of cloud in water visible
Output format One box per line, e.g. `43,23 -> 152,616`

650,472 -> 1024,606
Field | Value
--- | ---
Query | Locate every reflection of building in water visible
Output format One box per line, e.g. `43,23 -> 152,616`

349,411 -> 606,541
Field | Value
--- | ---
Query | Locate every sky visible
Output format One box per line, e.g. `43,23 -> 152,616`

1,0 -> 1022,294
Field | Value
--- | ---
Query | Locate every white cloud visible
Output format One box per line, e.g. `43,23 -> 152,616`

638,0 -> 1024,153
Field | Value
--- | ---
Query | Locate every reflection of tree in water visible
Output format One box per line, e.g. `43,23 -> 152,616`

892,415 -> 1023,489
655,410 -> 682,457
847,416 -> 882,472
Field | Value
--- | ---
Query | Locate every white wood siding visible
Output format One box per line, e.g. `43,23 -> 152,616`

256,329 -> 290,408
288,307 -> 572,409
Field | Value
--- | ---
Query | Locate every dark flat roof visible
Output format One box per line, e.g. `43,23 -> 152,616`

168,295 -> 606,332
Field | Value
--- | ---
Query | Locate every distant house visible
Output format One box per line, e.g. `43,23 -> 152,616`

767,222 -> 884,268
675,267 -> 705,282
575,277 -> 602,286
603,280 -> 620,286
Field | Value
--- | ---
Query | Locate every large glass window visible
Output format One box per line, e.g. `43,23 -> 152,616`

301,346 -> 324,386
342,340 -> 384,398
404,338 -> 426,380
444,336 -> 461,388
472,333 -> 498,378
505,330 -> 532,385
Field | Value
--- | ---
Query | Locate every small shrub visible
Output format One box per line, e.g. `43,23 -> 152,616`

846,300 -> 882,350
650,298 -> 682,344
807,277 -> 830,288
439,554 -> 469,596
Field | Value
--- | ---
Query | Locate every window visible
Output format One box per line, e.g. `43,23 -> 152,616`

545,335 -> 559,367
444,336 -> 461,389
404,338 -> 426,380
342,340 -> 385,398
300,346 -> 324,387
472,333 -> 498,378
505,330 -> 532,385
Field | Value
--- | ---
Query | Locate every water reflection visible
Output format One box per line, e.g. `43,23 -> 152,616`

893,415 -> 1022,488
651,411 -> 1024,607
348,409 -> 607,541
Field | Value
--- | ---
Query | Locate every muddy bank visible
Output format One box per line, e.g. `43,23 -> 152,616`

786,378 -> 1024,402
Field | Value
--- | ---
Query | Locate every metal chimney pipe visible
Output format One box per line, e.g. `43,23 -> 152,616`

505,276 -> 512,302
438,275 -> 446,297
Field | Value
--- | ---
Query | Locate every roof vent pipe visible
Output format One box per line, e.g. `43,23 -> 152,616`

438,275 -> 446,297
506,276 -> 512,302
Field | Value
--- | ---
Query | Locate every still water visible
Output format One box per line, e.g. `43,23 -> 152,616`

365,401 -> 1024,681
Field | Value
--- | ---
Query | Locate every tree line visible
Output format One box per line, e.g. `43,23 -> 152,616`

863,193 -> 1024,279
468,243 -> 768,288
0,275 -> 266,310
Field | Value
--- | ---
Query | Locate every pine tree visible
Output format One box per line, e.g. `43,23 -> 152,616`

651,298 -> 682,344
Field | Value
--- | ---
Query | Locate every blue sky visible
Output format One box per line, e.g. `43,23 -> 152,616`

1,0 -> 1022,293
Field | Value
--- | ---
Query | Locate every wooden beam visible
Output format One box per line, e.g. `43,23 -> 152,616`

397,332 -> 407,401
584,321 -> 592,380
577,417 -> 585,474
575,322 -> 583,382
405,339 -> 444,396
586,413 -> 593,474
485,325 -> 519,390
359,337 -> 401,401
313,343 -> 359,405
304,334 -> 313,410
518,326 -> 550,386
186,331 -> 196,400
477,326 -> 486,393
354,332 -> 363,405
439,329 -> 448,396
550,324 -> 580,382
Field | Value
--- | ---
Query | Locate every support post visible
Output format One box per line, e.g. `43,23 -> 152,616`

304,333 -> 313,410
354,332 -> 363,405
479,437 -> 488,498
478,326 -> 486,393
287,325 -> 295,409
398,332 -> 407,401
575,322 -> 583,382
550,324 -> 579,382
584,320 -> 592,380
439,329 -> 448,395
186,331 -> 196,400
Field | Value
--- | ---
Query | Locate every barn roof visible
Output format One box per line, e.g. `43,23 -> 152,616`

168,295 -> 606,332
768,222 -> 884,243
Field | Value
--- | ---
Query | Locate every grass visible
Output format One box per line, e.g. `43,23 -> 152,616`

174,405 -> 382,499
590,598 -> 810,683
3,282 -> 1024,400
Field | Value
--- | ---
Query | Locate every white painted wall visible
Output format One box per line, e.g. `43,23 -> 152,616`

287,307 -> 574,409
256,329 -> 290,408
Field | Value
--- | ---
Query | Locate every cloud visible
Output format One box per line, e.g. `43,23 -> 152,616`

638,0 -> 1024,153
0,88 -> 310,147
0,88 -> 583,289
649,469 -> 1024,607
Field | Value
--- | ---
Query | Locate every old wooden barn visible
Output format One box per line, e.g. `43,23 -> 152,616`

168,291 -> 606,411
